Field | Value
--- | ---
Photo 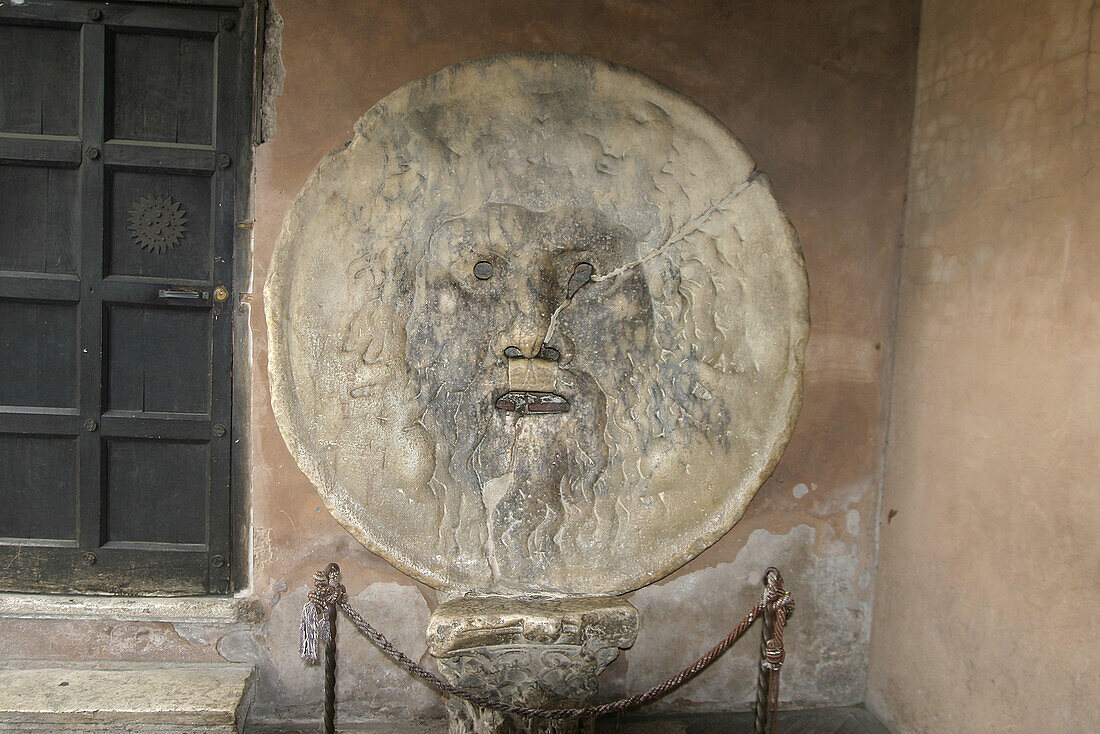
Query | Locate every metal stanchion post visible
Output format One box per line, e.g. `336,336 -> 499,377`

753,570 -> 782,734
323,587 -> 338,734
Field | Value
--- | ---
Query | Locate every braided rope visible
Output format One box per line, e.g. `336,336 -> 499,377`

302,564 -> 794,721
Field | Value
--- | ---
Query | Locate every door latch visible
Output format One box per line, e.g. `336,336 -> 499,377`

158,289 -> 209,300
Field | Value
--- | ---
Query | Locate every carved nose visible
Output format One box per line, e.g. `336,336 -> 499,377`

504,341 -> 542,359
505,344 -> 560,361
505,277 -> 555,358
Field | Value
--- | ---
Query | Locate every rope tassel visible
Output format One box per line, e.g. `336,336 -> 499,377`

299,564 -> 345,665
299,596 -> 329,665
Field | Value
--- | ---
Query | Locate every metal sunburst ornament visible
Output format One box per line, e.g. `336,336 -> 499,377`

128,194 -> 188,255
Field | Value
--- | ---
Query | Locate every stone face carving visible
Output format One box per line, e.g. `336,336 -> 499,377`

266,53 -> 809,595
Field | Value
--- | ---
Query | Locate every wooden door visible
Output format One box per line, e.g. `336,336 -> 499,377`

0,1 -> 246,594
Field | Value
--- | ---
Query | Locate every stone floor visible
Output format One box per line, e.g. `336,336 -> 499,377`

0,649 -> 892,733
251,706 -> 891,733
594,706 -> 890,733
0,658 -> 889,734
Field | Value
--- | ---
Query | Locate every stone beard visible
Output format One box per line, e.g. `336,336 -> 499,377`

267,54 -> 808,595
406,204 -> 654,584
336,199 -> 736,591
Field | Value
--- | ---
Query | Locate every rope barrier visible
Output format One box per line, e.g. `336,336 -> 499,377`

300,563 -> 793,727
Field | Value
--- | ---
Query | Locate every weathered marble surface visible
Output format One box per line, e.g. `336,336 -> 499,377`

428,596 -> 638,734
266,53 -> 809,595
427,596 -> 638,657
0,662 -> 254,733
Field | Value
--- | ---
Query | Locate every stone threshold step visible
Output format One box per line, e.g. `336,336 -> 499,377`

0,661 -> 255,734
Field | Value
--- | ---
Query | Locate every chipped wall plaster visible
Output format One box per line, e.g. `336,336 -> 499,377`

604,525 -> 870,711
258,1 -> 284,144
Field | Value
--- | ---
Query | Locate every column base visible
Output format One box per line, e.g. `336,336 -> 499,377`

427,596 -> 638,734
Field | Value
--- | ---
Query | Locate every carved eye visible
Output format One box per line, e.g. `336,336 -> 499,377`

473,261 -> 494,280
566,262 -> 594,298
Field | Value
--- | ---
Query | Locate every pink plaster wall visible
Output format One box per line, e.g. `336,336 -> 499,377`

867,1 -> 1100,731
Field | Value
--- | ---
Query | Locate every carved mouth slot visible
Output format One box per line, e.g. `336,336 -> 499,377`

494,390 -> 570,415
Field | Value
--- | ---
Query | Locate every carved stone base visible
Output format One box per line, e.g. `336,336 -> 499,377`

427,596 -> 638,734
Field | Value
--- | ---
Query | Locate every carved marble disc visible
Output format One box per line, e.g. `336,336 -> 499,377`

266,53 -> 809,595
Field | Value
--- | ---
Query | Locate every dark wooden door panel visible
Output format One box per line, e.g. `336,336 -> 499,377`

0,544 -> 212,596
107,169 -> 213,280
0,434 -> 80,541
0,164 -> 80,274
106,437 -> 209,544
106,304 -> 212,413
109,30 -> 216,145
0,24 -> 81,136
0,300 -> 81,408
0,0 -> 242,595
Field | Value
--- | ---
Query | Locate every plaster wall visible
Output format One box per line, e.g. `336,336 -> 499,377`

867,1 -> 1100,731
0,1 -> 919,726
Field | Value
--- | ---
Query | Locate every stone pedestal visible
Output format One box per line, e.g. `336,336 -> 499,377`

427,596 -> 638,734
